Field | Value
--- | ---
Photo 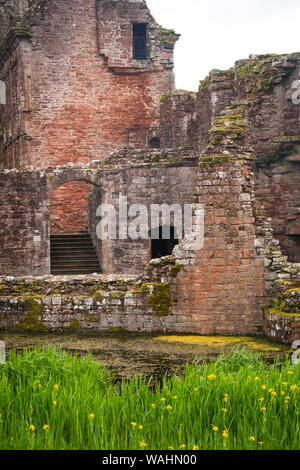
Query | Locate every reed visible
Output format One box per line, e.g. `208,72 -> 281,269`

0,346 -> 298,450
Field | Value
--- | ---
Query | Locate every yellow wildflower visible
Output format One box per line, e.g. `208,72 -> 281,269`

260,407 -> 266,412
168,447 -> 174,450
151,404 -> 156,408
194,388 -> 199,392
288,371 -> 294,375
258,442 -> 264,446
254,377 -> 260,382
268,388 -> 274,393
89,414 -> 95,419
261,385 -> 266,390
29,425 -> 35,431
208,374 -> 216,380
53,384 -> 59,390
138,425 -> 143,430
213,426 -> 218,432
53,401 -> 57,406
249,436 -> 255,442
43,425 -> 49,431
131,422 -> 137,427
193,446 -> 199,450
258,397 -> 264,402
271,391 -> 277,397
282,382 -> 288,386
173,396 -> 178,400
221,408 -> 227,414
222,430 -> 229,438
139,440 -> 147,448
281,391 -> 285,396
180,444 -> 186,449
160,398 -> 166,402
290,385 -> 298,391
166,405 -> 173,410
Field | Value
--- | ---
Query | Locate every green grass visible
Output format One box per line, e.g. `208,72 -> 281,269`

0,346 -> 299,450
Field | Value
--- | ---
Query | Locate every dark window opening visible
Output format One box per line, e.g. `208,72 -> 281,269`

283,235 -> 300,263
148,137 -> 160,149
133,23 -> 147,60
151,225 -> 179,259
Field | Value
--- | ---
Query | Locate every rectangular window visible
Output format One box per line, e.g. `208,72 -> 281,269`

132,23 -> 147,60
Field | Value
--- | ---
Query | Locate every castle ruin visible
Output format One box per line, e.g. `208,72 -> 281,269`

0,0 -> 300,344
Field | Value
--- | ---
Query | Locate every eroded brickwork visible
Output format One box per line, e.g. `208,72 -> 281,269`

1,2 -> 300,341
0,0 -> 178,169
50,181 -> 92,234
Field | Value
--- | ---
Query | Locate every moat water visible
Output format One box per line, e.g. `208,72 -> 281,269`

0,332 -> 291,380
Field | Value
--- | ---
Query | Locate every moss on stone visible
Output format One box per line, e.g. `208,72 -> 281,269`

199,155 -> 233,166
208,107 -> 249,147
235,55 -> 286,100
108,327 -> 126,333
95,291 -> 105,303
84,315 -> 100,323
273,135 -> 300,144
137,283 -> 172,316
109,291 -> 125,300
17,296 -> 45,316
68,318 -> 81,330
10,314 -> 48,331
172,264 -> 182,273
266,308 -> 300,318
10,296 -> 47,331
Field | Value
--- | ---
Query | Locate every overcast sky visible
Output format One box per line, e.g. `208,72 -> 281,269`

147,0 -> 300,91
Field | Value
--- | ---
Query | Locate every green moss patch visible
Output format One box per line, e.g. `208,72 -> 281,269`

68,318 -> 81,331
135,283 -> 172,316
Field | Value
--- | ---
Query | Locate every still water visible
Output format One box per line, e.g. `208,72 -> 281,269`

0,332 -> 290,380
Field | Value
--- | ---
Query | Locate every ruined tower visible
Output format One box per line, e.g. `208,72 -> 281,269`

0,0 -> 179,170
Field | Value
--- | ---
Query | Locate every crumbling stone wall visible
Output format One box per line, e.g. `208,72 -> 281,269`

0,0 -> 178,170
2,25 -> 300,341
0,1 -> 30,42
0,169 -> 49,276
255,157 -> 300,262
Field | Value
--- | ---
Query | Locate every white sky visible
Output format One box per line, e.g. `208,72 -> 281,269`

146,0 -> 300,91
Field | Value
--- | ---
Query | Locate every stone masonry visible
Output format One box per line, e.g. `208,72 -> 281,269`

0,2 -> 300,342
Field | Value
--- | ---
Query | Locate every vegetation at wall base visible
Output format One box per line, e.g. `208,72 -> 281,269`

0,346 -> 299,450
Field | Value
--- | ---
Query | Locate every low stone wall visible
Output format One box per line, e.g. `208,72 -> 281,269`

264,310 -> 300,345
263,280 -> 300,344
0,260 -> 184,333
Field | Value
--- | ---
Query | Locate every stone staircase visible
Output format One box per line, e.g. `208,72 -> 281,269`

50,233 -> 101,275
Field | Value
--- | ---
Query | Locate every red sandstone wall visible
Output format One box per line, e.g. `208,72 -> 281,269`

0,0 -> 178,169
50,181 -> 92,234
173,161 -> 265,336
0,38 -> 32,169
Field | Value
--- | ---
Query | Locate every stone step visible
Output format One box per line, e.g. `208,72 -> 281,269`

50,233 -> 101,275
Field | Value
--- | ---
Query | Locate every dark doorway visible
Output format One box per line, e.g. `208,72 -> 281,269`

151,225 -> 179,259
283,235 -> 300,263
133,23 -> 147,60
148,137 -> 161,149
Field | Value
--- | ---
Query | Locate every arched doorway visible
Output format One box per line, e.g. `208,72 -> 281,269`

150,225 -> 179,259
49,180 -> 102,275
